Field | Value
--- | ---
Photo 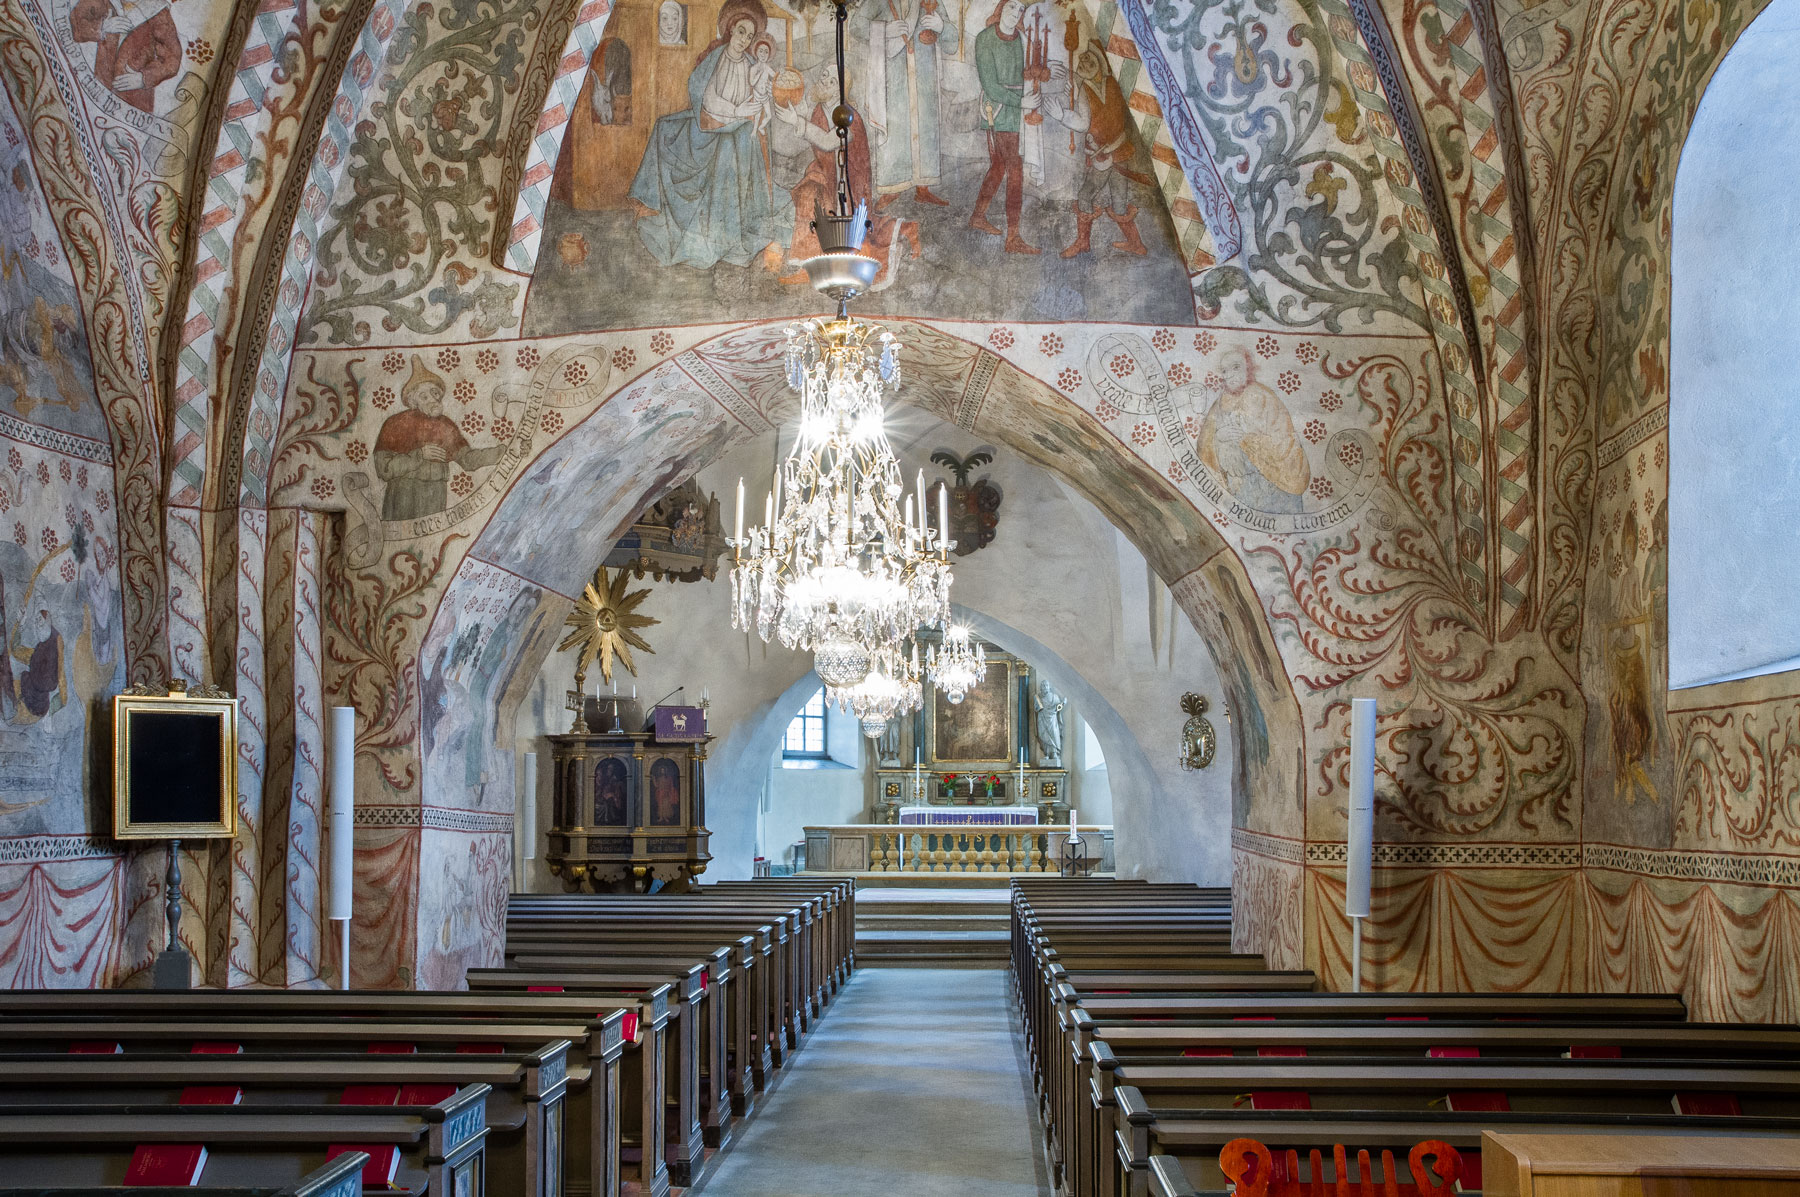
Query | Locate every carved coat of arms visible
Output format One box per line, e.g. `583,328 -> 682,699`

930,449 -> 1002,557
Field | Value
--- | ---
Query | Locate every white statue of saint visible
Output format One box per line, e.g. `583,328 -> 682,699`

877,717 -> 903,766
1033,678 -> 1066,768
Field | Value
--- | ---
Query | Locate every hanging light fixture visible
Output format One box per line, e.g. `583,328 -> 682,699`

730,2 -> 953,693
928,624 -> 988,704
829,637 -> 925,739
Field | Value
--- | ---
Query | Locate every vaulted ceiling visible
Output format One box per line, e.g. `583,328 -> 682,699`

0,0 -> 1783,1005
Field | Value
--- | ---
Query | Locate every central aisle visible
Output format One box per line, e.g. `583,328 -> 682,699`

693,967 -> 1051,1196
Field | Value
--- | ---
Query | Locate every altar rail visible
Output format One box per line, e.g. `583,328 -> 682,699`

801,824 -> 1114,874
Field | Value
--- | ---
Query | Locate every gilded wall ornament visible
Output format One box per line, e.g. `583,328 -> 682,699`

559,566 -> 659,694
1180,692 -> 1216,770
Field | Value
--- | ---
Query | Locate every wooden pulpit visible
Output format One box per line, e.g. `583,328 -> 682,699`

544,725 -> 711,892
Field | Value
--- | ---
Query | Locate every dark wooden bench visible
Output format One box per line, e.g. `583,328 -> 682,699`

0,1086 -> 487,1197
0,1151 -> 364,1197
0,1000 -> 640,1197
1114,1090 -> 1800,1197
0,1046 -> 567,1197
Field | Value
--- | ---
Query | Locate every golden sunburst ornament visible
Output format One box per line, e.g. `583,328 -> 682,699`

559,566 -> 658,689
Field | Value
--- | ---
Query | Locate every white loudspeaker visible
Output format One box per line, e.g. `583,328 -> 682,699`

1346,697 -> 1375,920
327,707 -> 355,923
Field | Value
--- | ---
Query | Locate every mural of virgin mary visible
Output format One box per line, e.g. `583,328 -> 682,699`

629,0 -> 793,271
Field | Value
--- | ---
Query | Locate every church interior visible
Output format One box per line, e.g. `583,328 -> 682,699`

0,0 -> 1796,1189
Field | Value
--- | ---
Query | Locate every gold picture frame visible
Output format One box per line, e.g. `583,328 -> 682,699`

112,689 -> 239,840
926,652 -> 1020,767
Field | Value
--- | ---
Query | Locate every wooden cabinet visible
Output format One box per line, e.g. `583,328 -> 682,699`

544,731 -> 711,892
1482,1132 -> 1800,1197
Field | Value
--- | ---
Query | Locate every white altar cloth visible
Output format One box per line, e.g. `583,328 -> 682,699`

897,806 -> 1039,827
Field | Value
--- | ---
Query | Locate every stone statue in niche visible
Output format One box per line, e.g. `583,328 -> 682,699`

876,717 -> 902,766
1033,677 -> 1065,767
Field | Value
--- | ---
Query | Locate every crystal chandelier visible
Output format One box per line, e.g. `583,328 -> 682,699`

927,624 -> 987,704
728,0 -> 954,698
829,637 -> 924,738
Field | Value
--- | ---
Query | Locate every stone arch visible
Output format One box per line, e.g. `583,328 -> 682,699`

385,318 -> 1297,982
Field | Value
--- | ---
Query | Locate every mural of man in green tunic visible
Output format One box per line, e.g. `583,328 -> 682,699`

374,356 -> 505,521
970,0 -> 1039,255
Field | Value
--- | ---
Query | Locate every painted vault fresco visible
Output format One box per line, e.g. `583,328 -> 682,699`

522,0 -> 1194,331
0,0 -> 1793,1021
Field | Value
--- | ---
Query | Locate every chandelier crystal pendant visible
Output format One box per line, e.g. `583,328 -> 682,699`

828,637 -> 924,739
927,624 -> 988,704
727,0 -> 955,696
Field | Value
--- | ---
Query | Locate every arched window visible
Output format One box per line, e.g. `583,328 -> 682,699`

1669,0 -> 1800,688
782,687 -> 828,758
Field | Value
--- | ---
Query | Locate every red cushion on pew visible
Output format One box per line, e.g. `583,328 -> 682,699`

327,1144 -> 400,1189
125,1145 -> 207,1186
1249,1091 -> 1311,1110
366,1043 -> 416,1055
1428,1046 -> 1479,1059
178,1086 -> 243,1106
1674,1092 -> 1742,1116
457,1043 -> 507,1054
1182,1047 -> 1230,1057
1386,1016 -> 1429,1022
69,1041 -> 121,1054
1568,1044 -> 1621,1059
397,1083 -> 458,1106
1446,1091 -> 1510,1112
1233,1016 -> 1275,1022
1093,989 -> 1131,995
527,985 -> 565,993
191,1043 -> 242,1054
1258,1046 -> 1305,1058
341,1084 -> 402,1106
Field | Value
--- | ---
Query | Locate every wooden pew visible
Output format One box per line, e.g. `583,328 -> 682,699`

0,1085 -> 488,1197
0,999 -> 642,1197
1114,1089 -> 1800,1197
505,920 -> 797,1059
510,889 -> 845,1029
509,895 -> 840,1041
0,1151 -> 366,1197
464,968 -> 711,1185
504,925 -> 788,1078
505,947 -> 756,1124
492,948 -> 744,1141
0,1044 -> 568,1197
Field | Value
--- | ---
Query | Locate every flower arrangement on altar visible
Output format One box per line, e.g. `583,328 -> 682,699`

983,773 -> 1001,797
940,772 -> 958,798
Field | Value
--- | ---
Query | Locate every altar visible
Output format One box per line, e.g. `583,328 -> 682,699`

866,641 -> 1072,825
898,805 -> 1038,826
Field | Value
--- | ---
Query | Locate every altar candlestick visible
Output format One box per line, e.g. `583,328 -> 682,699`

1068,807 -> 1079,842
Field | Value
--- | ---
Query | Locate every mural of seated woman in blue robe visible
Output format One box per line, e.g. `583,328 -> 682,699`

629,0 -> 793,271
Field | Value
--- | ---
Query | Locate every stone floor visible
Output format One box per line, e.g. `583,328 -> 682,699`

690,968 -> 1051,1196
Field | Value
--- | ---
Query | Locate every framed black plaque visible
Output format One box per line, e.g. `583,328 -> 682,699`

112,692 -> 238,840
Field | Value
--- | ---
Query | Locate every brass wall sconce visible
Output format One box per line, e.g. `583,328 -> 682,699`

1179,692 -> 1216,770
